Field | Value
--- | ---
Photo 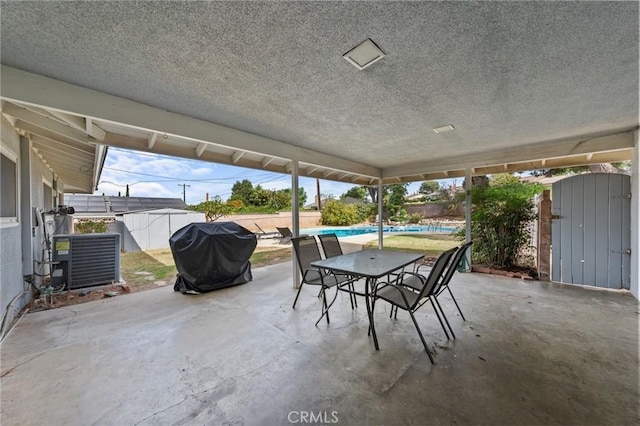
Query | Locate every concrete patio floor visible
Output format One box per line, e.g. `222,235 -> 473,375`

1,263 -> 638,425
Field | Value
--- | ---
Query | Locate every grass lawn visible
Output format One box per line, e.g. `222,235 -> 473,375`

364,233 -> 459,255
120,246 -> 292,288
121,233 -> 458,289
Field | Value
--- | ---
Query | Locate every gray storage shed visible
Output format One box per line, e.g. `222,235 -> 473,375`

116,208 -> 206,252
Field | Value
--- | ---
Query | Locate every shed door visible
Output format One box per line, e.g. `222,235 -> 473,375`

551,173 -> 631,289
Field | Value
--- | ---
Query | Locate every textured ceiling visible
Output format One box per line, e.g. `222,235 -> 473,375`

1,1 -> 638,171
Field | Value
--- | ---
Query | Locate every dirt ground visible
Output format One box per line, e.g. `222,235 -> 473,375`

29,282 -> 153,312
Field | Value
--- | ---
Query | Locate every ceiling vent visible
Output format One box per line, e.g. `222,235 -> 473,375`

433,125 -> 455,134
343,38 -> 386,70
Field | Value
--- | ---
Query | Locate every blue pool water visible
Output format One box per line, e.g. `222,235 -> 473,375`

302,225 -> 458,238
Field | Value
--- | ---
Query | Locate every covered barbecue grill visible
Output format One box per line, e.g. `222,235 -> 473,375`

170,222 -> 257,294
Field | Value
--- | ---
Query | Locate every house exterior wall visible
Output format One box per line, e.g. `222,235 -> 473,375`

1,117 -> 61,337
1,117 -> 27,336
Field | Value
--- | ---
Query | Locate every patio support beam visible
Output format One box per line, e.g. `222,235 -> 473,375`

630,130 -> 639,299
46,108 -> 106,141
195,143 -> 207,157
1,66 -> 380,178
92,144 -> 107,190
464,167 -> 472,271
231,151 -> 245,163
147,132 -> 158,149
382,130 -> 635,178
378,179 -> 384,249
291,160 -> 301,288
261,157 -> 274,168
4,103 -> 97,145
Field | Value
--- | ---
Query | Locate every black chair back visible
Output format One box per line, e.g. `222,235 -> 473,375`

436,241 -> 473,293
414,247 -> 457,305
317,233 -> 343,259
291,235 -> 322,272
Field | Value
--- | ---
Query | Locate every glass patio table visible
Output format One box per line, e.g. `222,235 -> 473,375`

310,249 -> 424,350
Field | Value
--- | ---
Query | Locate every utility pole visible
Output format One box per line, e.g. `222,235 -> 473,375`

178,183 -> 191,203
316,178 -> 322,211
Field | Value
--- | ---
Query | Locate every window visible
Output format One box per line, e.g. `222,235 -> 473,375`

1,152 -> 18,220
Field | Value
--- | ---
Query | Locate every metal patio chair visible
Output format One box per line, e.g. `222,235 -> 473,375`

317,233 -> 359,309
276,227 -> 293,244
398,241 -> 473,327
372,247 -> 456,363
291,236 -> 355,326
254,223 -> 280,239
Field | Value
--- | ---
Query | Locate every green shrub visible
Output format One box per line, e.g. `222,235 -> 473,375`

354,203 -> 377,223
389,207 -> 408,223
321,200 -> 360,225
75,219 -> 108,234
407,213 -> 422,224
465,181 -> 543,269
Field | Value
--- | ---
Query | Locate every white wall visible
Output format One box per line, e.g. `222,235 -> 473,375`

630,130 -> 639,299
0,116 -> 61,337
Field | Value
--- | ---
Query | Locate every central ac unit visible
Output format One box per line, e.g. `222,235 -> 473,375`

51,233 -> 120,290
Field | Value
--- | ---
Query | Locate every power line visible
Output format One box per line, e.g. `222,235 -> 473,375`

101,166 -> 278,183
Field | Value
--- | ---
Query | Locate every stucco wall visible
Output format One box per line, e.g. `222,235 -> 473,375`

405,202 -> 464,218
1,117 -> 26,335
225,212 -> 322,232
0,117 -> 59,337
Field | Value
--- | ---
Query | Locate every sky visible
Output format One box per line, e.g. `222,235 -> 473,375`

95,148 -> 435,205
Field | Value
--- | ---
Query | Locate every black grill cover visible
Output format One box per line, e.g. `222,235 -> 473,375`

170,222 -> 257,294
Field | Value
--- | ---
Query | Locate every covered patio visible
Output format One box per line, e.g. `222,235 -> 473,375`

1,263 -> 637,425
0,2 -> 638,424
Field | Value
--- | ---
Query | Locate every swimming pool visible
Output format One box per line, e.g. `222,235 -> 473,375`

302,225 -> 459,238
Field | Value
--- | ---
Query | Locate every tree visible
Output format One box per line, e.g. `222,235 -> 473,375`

490,173 -> 520,187
419,180 -> 440,194
387,183 -> 409,220
278,188 -> 307,208
229,179 -> 254,205
531,162 -> 630,177
247,185 -> 271,207
365,184 -> 391,204
341,186 -> 367,200
190,196 -> 234,222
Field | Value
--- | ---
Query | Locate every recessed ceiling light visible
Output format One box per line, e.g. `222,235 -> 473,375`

343,38 -> 386,70
433,124 -> 455,134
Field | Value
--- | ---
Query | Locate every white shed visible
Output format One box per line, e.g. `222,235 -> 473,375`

116,208 -> 206,252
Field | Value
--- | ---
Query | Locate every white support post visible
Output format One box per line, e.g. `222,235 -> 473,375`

630,130 -> 639,299
464,167 -> 473,271
20,135 -> 33,277
291,160 -> 301,288
378,179 -> 384,249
